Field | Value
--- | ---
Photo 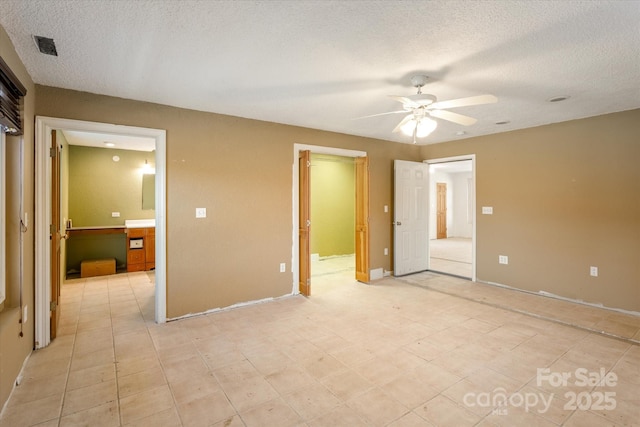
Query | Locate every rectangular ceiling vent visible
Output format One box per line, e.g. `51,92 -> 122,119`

34,35 -> 58,56
0,56 -> 28,135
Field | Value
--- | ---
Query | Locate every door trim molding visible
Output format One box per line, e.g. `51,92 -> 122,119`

35,117 -> 167,348
291,144 -> 366,294
424,155 -> 477,281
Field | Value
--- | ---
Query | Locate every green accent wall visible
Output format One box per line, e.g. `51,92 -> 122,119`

68,145 -> 154,226
310,154 -> 355,257
66,234 -> 127,275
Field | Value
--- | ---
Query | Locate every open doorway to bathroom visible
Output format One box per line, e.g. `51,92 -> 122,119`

35,117 -> 167,349
60,130 -> 156,279
428,159 -> 474,279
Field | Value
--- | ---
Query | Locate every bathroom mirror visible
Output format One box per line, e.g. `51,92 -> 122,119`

142,174 -> 155,210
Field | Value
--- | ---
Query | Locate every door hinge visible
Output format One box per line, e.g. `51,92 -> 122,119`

50,224 -> 56,234
49,147 -> 57,157
50,301 -> 57,311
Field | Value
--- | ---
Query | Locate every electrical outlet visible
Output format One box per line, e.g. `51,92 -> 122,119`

279,263 -> 286,273
112,212 -> 120,218
482,206 -> 493,215
384,248 -> 388,256
499,255 -> 509,265
590,266 -> 598,277
195,208 -> 207,218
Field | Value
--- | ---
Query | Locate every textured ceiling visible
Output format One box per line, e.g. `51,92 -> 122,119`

1,0 -> 639,145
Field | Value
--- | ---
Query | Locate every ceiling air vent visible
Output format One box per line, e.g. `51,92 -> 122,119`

34,35 -> 58,56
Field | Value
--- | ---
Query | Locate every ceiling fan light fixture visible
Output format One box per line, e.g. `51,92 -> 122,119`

416,117 -> 437,137
400,119 -> 416,136
400,117 -> 437,138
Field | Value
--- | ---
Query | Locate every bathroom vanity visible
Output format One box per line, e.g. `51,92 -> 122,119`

65,219 -> 156,277
125,219 -> 155,272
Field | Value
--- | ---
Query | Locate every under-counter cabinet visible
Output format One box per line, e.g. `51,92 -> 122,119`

126,227 -> 155,272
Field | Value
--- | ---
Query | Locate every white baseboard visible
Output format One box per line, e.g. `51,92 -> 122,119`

370,268 -> 384,280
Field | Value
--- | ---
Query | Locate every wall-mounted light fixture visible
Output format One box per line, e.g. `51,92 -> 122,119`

142,159 -> 155,174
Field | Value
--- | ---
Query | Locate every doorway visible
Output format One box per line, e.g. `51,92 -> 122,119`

427,157 -> 475,280
309,153 -> 357,294
293,144 -> 368,296
35,117 -> 167,349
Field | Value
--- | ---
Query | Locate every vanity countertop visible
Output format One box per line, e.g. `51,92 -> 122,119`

67,226 -> 126,236
124,219 -> 156,228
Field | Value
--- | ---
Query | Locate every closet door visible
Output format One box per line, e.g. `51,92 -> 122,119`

355,156 -> 369,282
298,150 -> 311,296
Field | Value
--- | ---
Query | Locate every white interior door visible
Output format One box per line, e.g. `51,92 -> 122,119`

394,160 -> 430,276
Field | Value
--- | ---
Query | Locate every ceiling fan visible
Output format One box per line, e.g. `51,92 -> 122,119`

362,75 -> 497,143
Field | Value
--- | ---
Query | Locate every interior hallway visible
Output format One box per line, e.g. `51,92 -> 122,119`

1,269 -> 639,426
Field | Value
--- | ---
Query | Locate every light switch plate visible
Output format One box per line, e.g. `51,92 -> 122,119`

195,208 -> 207,218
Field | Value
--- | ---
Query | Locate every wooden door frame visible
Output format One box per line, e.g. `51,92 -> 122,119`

436,182 -> 447,239
424,155 -> 477,281
50,131 -> 61,339
298,150 -> 311,296
292,144 -> 367,294
35,117 -> 167,349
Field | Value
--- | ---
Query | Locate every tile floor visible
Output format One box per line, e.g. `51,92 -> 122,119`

429,237 -> 472,279
1,265 -> 639,427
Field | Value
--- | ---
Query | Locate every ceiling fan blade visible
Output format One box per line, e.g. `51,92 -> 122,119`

430,94 -> 497,110
429,109 -> 478,126
389,95 -> 419,108
353,110 -> 408,120
392,114 -> 414,133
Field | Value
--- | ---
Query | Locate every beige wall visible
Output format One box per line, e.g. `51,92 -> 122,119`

35,85 -> 421,317
422,109 -> 640,312
0,26 -> 36,409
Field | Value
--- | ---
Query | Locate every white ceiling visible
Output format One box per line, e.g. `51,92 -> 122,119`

2,1 -> 639,145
